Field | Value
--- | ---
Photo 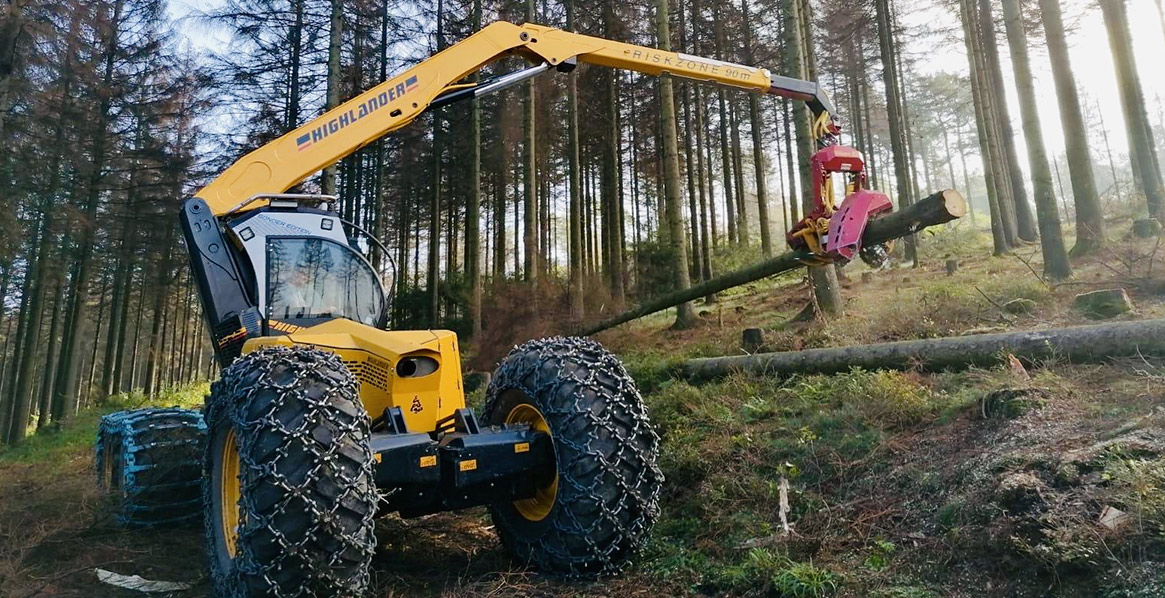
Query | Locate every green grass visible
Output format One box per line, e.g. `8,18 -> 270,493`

0,383 -> 207,465
636,366 -> 978,593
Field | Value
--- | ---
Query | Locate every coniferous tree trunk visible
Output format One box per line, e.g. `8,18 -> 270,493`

888,4 -> 921,202
974,2 -> 1019,245
782,100 -> 799,224
101,223 -> 132,399
566,0 -> 583,319
690,0 -> 714,272
523,0 -> 538,284
5,7 -> 83,440
1000,0 -> 1071,280
1095,99 -> 1124,205
656,0 -> 695,329
1156,0 -> 1165,45
287,0 -> 304,130
467,0 -> 483,337
51,0 -> 125,427
875,0 -> 917,265
977,0 -> 1038,242
962,0 -> 1015,252
1100,0 -> 1165,218
951,123 -> 976,223
142,229 -> 175,397
494,134 -> 507,279
321,0 -> 342,194
1038,0 -> 1105,255
742,0 -> 772,256
718,89 -> 737,245
730,100 -> 748,245
37,272 -> 64,426
603,0 -> 625,307
788,0 -> 842,315
428,0 -> 444,327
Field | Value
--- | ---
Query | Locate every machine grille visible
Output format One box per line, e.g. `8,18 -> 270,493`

341,356 -> 390,392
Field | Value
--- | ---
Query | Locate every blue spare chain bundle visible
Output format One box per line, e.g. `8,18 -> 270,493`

96,407 -> 207,527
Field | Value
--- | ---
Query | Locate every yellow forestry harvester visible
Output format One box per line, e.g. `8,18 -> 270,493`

95,21 -> 863,597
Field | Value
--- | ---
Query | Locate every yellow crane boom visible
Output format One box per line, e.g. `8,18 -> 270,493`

197,21 -> 838,217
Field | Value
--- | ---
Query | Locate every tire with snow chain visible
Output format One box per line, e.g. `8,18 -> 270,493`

483,336 -> 663,575
95,408 -> 206,527
204,346 -> 377,598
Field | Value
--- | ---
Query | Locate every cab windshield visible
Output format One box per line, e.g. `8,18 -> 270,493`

266,237 -> 384,326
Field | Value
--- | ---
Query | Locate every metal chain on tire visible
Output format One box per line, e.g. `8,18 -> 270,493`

484,336 -> 663,576
206,346 -> 377,598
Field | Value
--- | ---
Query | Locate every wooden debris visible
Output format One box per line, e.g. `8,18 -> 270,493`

742,328 -> 766,353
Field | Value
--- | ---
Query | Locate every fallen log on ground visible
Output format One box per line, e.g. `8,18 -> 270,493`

577,189 -> 967,336
682,318 -> 1165,381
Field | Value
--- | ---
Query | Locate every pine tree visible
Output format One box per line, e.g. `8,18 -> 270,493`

1000,0 -> 1071,280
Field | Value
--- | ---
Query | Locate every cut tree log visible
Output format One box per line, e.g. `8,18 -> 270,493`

683,318 -> 1165,381
577,189 -> 967,336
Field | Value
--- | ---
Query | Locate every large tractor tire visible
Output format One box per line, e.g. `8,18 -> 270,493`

483,336 -> 663,575
204,346 -> 377,598
95,408 -> 206,527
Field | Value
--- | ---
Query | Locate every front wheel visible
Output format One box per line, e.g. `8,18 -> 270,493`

204,346 -> 377,597
484,337 -> 663,576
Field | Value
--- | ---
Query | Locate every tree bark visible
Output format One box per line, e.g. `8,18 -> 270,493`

730,99 -> 749,246
718,89 -> 737,245
603,3 -> 625,308
579,189 -> 965,336
428,0 -> 444,327
523,0 -> 539,283
49,0 -> 125,429
788,0 -> 843,315
321,0 -> 342,195
656,0 -> 696,329
1100,0 -> 1165,219
977,0 -> 1038,242
742,0 -> 772,256
467,0 -> 483,338
875,0 -> 917,264
961,0 -> 1012,253
1000,0 -> 1071,280
142,229 -> 175,397
1038,0 -> 1105,255
567,0 -> 583,320
684,318 -> 1165,381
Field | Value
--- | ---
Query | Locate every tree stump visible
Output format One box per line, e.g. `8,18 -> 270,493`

1074,288 -> 1133,319
742,328 -> 766,353
945,260 -> 959,275
1003,298 -> 1037,315
1133,218 -> 1162,238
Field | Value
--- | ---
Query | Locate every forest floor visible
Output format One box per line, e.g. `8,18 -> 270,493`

4,213 -> 1165,597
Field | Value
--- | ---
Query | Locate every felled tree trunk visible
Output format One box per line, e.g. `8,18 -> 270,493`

577,189 -> 966,336
683,318 -> 1165,381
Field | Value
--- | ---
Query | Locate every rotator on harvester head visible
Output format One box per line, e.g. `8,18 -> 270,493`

92,21 -> 897,598
787,108 -> 895,268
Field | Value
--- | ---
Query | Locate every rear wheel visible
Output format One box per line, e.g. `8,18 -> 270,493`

484,336 -> 663,575
204,346 -> 377,598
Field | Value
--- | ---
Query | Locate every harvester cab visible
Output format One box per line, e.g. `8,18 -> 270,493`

95,20 -> 896,598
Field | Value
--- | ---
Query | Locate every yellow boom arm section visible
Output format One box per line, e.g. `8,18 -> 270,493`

197,21 -> 837,216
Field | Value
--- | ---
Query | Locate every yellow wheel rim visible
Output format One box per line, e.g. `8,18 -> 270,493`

505,403 -> 558,522
219,428 -> 242,558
